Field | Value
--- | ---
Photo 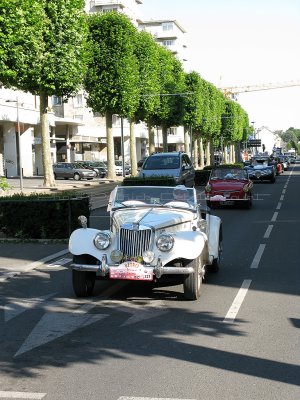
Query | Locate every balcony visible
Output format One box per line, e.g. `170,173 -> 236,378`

94,0 -> 125,6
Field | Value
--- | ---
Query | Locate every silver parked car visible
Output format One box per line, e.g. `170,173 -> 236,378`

53,162 -> 97,181
138,152 -> 195,187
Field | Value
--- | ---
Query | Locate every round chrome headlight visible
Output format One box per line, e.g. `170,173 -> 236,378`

143,250 -> 155,263
94,232 -> 111,250
243,186 -> 249,193
205,185 -> 212,192
110,249 -> 123,262
156,233 -> 174,252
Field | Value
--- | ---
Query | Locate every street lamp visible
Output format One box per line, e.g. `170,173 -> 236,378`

6,97 -> 23,192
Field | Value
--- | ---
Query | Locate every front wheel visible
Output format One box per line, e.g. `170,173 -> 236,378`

72,256 -> 96,297
74,173 -> 81,181
183,256 -> 204,300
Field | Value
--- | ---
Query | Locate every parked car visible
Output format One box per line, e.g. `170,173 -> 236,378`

244,156 -> 276,183
80,161 -> 107,178
114,160 -> 131,176
69,185 -> 222,300
52,162 -> 97,181
137,157 -> 148,170
138,152 -> 195,187
205,167 -> 253,208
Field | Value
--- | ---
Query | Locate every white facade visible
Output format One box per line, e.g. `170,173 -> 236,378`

256,126 -> 282,155
86,0 -> 143,25
138,19 -> 188,63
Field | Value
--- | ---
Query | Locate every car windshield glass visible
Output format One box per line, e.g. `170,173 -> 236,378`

110,186 -> 197,210
210,168 -> 247,180
143,156 -> 180,170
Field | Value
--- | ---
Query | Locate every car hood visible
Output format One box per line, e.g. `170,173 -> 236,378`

210,180 -> 246,190
113,207 -> 193,230
246,165 -> 272,171
139,169 -> 180,178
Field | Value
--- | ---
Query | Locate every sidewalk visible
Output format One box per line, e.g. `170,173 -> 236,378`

0,177 -> 120,282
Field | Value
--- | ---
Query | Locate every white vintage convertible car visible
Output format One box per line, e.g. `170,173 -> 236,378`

69,185 -> 222,300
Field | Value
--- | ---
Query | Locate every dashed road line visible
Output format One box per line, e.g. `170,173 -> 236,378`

263,225 -> 273,239
276,202 -> 282,210
223,279 -> 252,323
271,212 -> 278,222
0,391 -> 46,399
250,244 -> 266,269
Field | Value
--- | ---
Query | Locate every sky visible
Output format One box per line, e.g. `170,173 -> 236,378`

139,0 -> 300,132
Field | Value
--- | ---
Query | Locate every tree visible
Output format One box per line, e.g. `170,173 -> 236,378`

152,46 -> 185,151
0,0 -> 88,187
85,11 -> 140,179
182,71 -> 204,158
133,30 -> 161,162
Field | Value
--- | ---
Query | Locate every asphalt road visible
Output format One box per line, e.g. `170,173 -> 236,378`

0,167 -> 299,400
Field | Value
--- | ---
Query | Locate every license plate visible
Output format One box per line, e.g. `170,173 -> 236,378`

109,262 -> 153,281
220,200 -> 235,205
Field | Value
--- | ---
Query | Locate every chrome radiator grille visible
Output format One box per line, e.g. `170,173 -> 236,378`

119,227 -> 152,257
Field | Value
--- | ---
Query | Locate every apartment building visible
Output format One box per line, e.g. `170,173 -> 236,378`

0,0 -> 187,178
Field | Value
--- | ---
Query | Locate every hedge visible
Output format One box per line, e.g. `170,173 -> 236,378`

122,176 -> 177,186
0,192 -> 90,239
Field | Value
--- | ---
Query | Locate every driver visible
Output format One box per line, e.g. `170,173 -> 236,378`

173,185 -> 189,202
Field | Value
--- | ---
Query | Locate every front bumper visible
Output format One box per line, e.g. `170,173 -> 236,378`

71,255 -> 195,279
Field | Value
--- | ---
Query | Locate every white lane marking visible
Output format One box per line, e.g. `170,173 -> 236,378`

99,299 -> 167,327
280,195 -> 284,201
223,280 -> 252,323
48,257 -> 72,267
118,398 -> 196,400
22,249 -> 69,273
276,202 -> 282,210
250,244 -> 266,269
3,293 -> 57,322
0,392 -> 46,399
263,225 -> 273,239
14,304 -> 108,357
282,189 -> 286,194
271,212 -> 278,222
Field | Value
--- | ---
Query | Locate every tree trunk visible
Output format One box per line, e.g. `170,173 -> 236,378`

205,139 -> 210,165
106,111 -> 115,179
210,138 -> 214,165
40,92 -> 55,188
199,137 -> 205,169
184,125 -> 190,154
193,138 -> 198,168
148,122 -> 155,154
162,125 -> 168,152
130,121 -> 137,176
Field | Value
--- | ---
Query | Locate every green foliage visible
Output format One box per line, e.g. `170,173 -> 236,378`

0,192 -> 90,239
85,12 -> 140,119
0,177 -> 13,192
152,46 -> 185,128
0,0 -> 88,96
134,30 -> 161,123
280,127 -> 300,144
183,71 -> 204,128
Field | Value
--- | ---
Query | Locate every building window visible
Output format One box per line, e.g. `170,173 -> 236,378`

112,114 -> 121,126
162,22 -> 173,31
163,40 -> 175,47
73,94 -> 83,108
167,127 -> 177,135
52,96 -> 62,106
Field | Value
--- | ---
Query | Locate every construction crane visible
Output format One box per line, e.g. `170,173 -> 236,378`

219,80 -> 300,99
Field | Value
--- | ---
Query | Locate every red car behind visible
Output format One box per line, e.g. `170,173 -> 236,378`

205,167 -> 253,209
